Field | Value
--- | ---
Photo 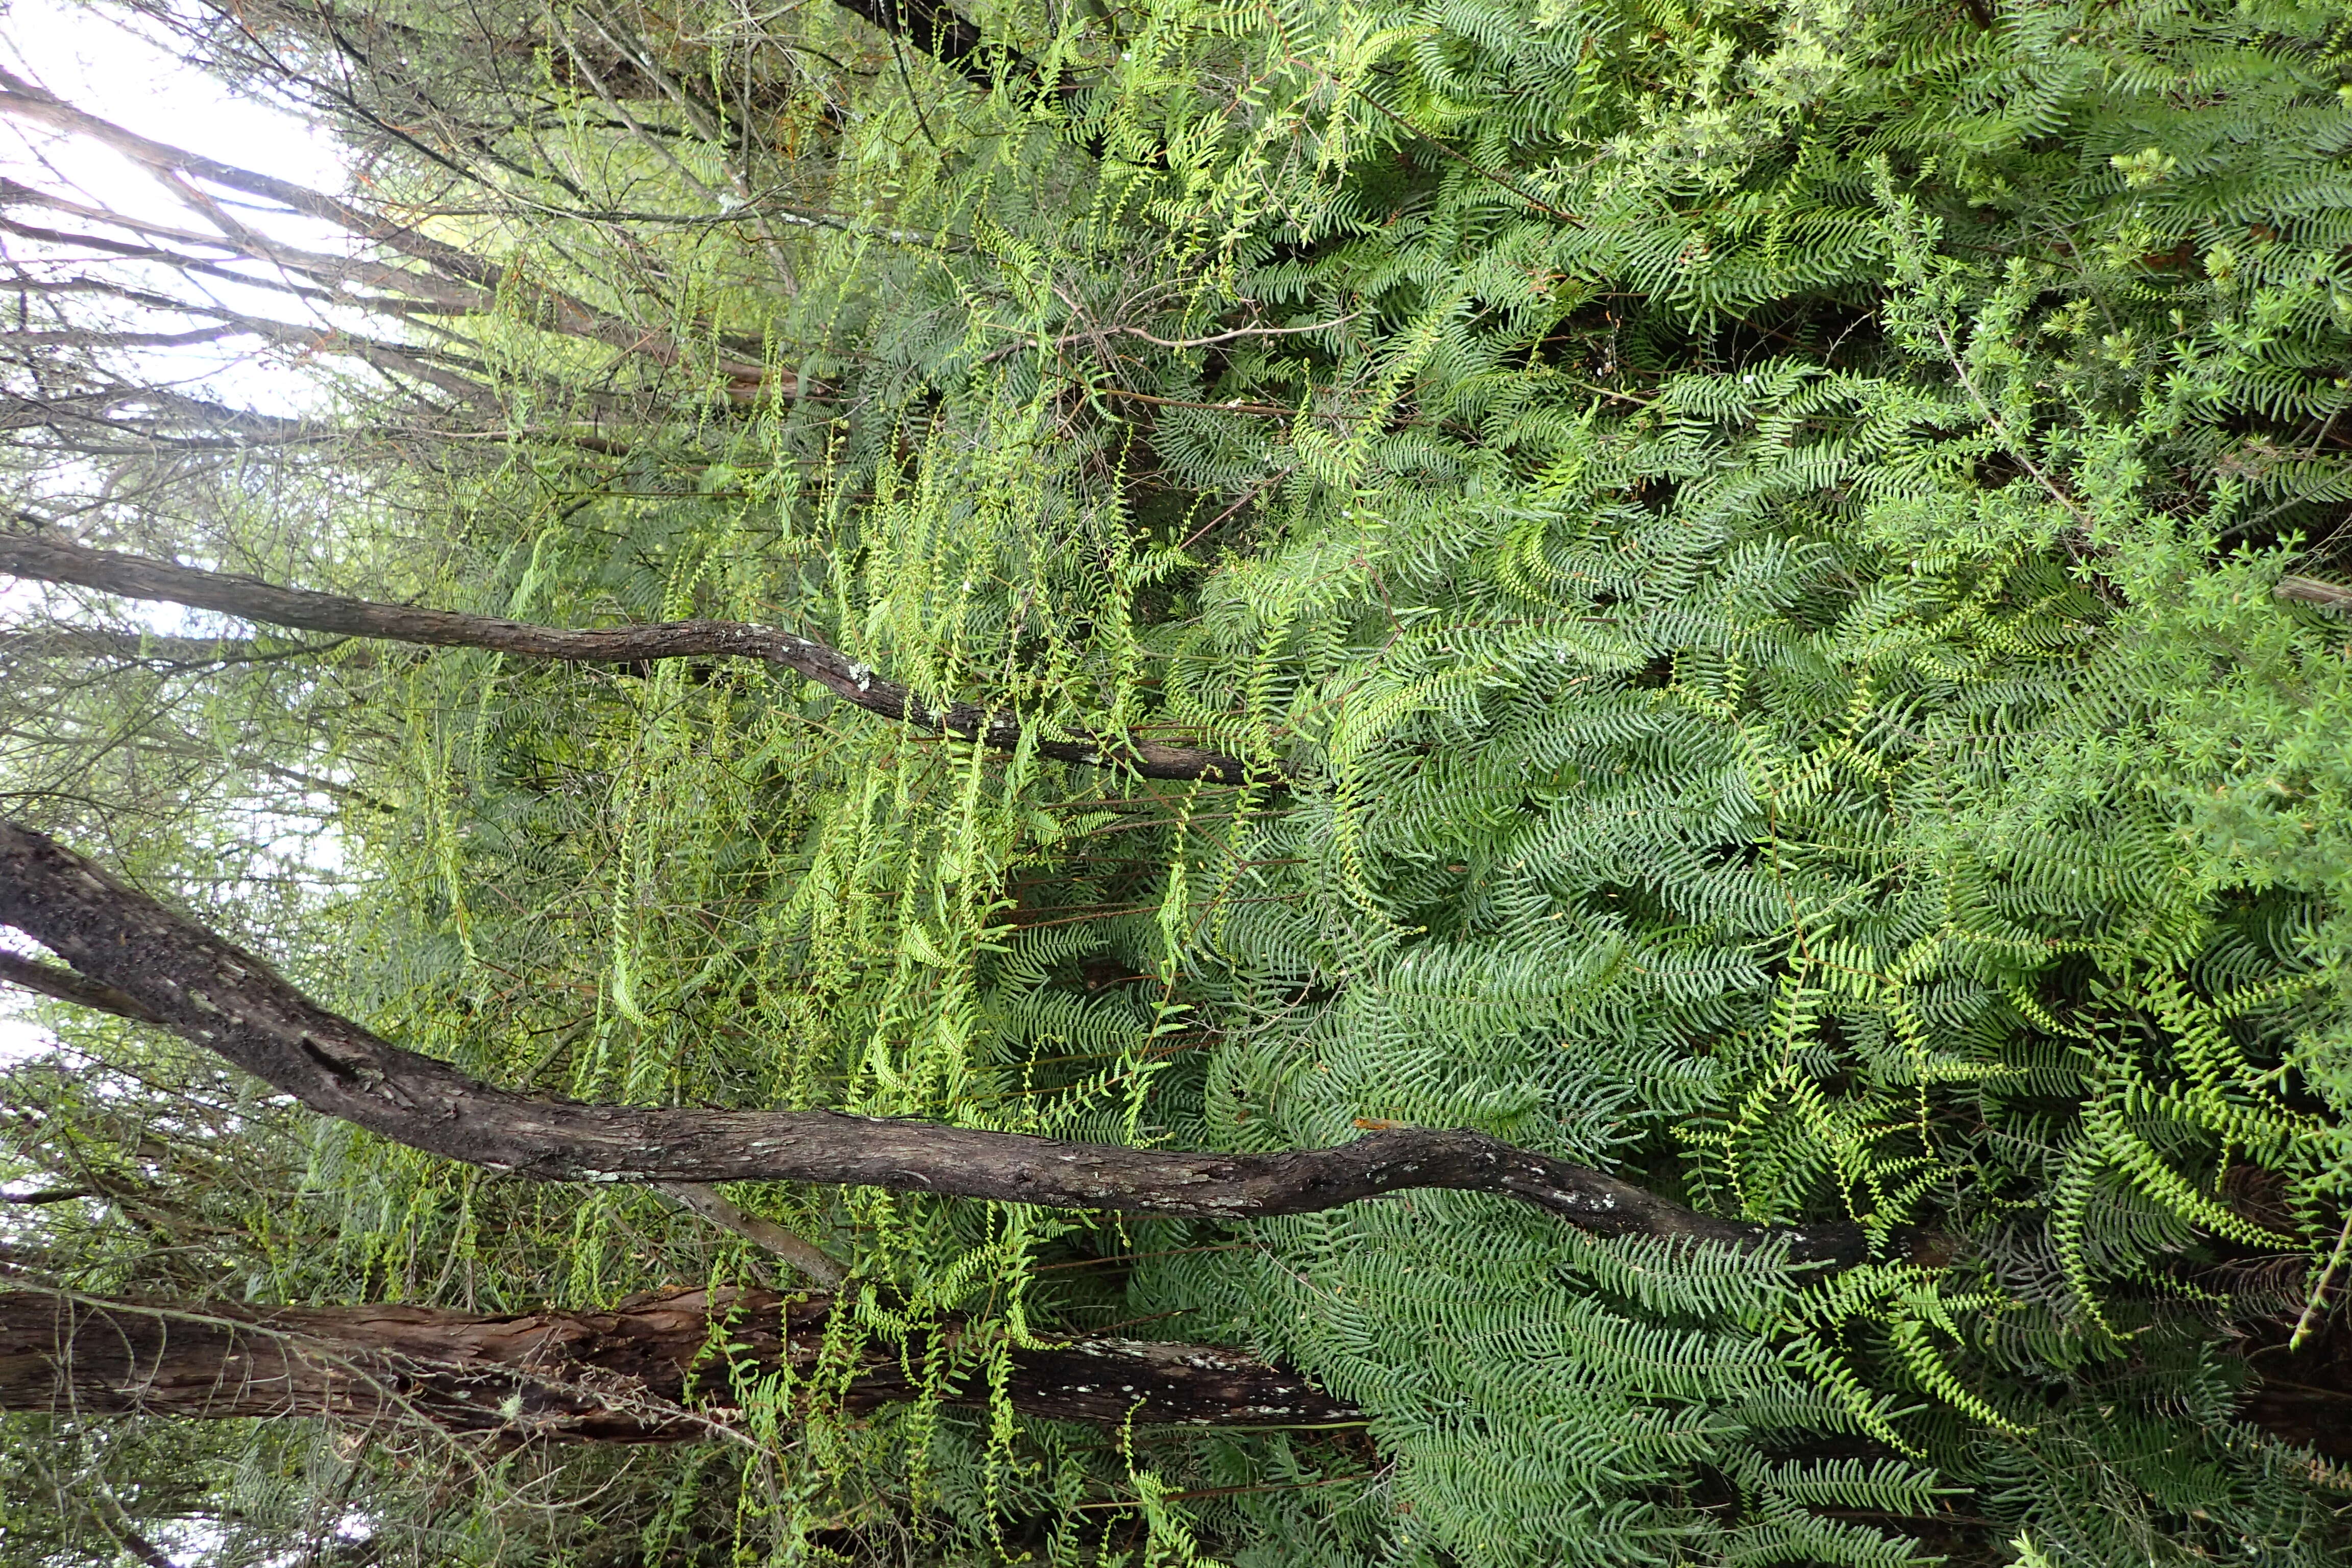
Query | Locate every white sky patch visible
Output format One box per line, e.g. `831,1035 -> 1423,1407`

0,0 -> 356,583
2,5 -> 359,1059
0,927 -> 56,1064
0,1011 -> 51,1063
2,0 -> 346,185
2,0 -> 363,419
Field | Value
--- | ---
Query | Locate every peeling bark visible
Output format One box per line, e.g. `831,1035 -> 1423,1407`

0,532 -> 1260,786
0,1285 -> 1359,1437
0,820 -> 1871,1263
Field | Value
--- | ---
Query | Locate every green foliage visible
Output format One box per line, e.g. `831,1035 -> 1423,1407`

13,0 -> 2352,1560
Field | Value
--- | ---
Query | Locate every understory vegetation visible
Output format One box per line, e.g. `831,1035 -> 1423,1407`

5,0 -> 2352,1561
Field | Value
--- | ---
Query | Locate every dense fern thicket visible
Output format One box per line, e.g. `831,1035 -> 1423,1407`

9,0 -> 2352,1562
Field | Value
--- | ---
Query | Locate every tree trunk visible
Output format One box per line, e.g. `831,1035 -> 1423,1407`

0,532 -> 1259,786
0,819 -> 1869,1262
0,1286 -> 1358,1438
14,1281 -> 2348,1459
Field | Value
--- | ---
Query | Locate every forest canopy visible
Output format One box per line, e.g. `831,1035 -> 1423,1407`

4,0 -> 2352,1562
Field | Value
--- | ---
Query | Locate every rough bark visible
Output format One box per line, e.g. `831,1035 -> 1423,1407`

0,820 -> 1871,1264
0,532 -> 1260,786
0,1285 -> 1359,1437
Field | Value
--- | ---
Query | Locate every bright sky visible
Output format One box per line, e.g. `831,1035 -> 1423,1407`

2,0 -> 345,182
2,0 -> 355,409
0,0 -> 350,1064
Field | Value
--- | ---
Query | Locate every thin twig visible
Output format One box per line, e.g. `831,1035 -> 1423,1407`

1092,386 -> 1296,419
1927,320 -> 2095,531
983,313 -> 1361,367
1180,468 -> 1293,552
1071,1472 -> 1370,1509
653,1182 -> 849,1285
1112,313 -> 1361,350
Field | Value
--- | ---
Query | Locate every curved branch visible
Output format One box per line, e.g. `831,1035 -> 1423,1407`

0,532 -> 1259,786
0,819 -> 1869,1264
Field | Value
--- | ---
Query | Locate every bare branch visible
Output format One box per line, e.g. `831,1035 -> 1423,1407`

0,70 -> 771,383
4,326 -> 242,351
0,626 -> 356,665
652,1182 -> 849,1286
